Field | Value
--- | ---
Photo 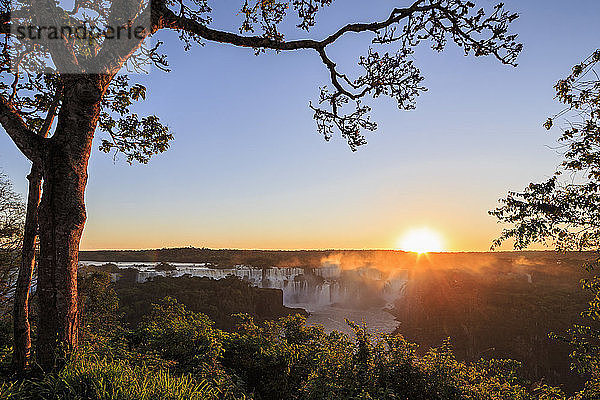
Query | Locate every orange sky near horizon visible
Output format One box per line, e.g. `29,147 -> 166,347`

79,208 -> 528,252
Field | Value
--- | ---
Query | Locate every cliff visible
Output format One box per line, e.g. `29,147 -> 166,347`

115,275 -> 307,330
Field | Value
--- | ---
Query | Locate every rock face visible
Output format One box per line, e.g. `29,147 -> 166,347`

255,288 -> 306,320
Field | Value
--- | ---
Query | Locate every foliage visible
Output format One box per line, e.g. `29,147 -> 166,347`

491,50 -> 600,253
306,0 -> 522,149
0,356 -> 218,400
133,297 -> 223,374
126,299 -> 563,400
0,270 -> 587,400
131,297 -> 245,399
79,257 -> 592,390
29,253 -> 600,398
79,272 -> 120,334
222,313 -> 327,399
228,316 -> 547,400
392,256 -> 591,391
78,271 -> 129,360
492,50 -> 600,398
116,275 -> 302,330
0,313 -> 11,359
97,76 -> 173,164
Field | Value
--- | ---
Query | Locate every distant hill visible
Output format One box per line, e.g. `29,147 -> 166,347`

80,247 -> 589,269
80,248 -> 334,268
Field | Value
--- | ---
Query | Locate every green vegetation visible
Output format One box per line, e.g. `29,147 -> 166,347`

0,280 -> 571,399
114,275 -> 305,330
392,255 -> 592,391
0,255 -> 597,399
57,251 -> 600,398
0,357 -> 217,400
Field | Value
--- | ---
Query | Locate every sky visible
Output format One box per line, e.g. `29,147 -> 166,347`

1,0 -> 599,252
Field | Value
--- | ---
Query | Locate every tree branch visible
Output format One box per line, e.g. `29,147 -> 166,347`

95,5 -> 154,75
38,85 -> 61,138
154,1 -> 433,52
0,94 -> 43,163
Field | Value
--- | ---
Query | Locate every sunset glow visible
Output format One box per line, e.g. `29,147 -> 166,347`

398,228 -> 444,254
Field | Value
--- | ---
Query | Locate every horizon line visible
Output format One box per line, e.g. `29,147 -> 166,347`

78,246 -> 561,254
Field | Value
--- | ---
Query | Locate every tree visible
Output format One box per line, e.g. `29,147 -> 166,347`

12,139 -> 49,373
491,50 -> 600,397
77,271 -> 121,347
0,0 -> 521,370
0,172 -> 24,363
0,172 -> 24,309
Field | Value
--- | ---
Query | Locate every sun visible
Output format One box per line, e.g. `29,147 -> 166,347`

397,228 -> 444,254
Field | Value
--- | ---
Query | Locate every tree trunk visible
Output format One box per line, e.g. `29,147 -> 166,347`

35,75 -> 105,370
36,153 -> 87,369
12,164 -> 42,373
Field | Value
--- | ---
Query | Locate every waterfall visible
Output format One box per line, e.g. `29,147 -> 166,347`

80,261 -> 409,308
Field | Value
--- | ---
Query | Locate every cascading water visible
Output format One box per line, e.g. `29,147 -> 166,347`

80,261 -> 408,307
80,261 -> 408,334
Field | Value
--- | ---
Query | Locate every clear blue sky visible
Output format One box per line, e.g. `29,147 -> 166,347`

1,0 -> 599,251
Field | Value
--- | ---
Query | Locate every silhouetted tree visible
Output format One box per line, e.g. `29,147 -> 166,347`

492,50 -> 600,397
0,0 -> 521,370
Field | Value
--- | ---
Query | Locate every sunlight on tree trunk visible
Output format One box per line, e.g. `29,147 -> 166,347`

35,81 -> 100,369
12,86 -> 59,372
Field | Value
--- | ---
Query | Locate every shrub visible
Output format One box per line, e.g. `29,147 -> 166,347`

133,297 -> 223,374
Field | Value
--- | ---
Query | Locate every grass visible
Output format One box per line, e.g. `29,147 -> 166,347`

0,357 -> 217,400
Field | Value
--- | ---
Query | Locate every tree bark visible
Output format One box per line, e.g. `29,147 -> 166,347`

35,75 -> 105,370
12,84 -> 60,373
36,153 -> 86,369
12,164 -> 42,373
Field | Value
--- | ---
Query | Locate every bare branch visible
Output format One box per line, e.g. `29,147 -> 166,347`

157,0 -> 520,149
